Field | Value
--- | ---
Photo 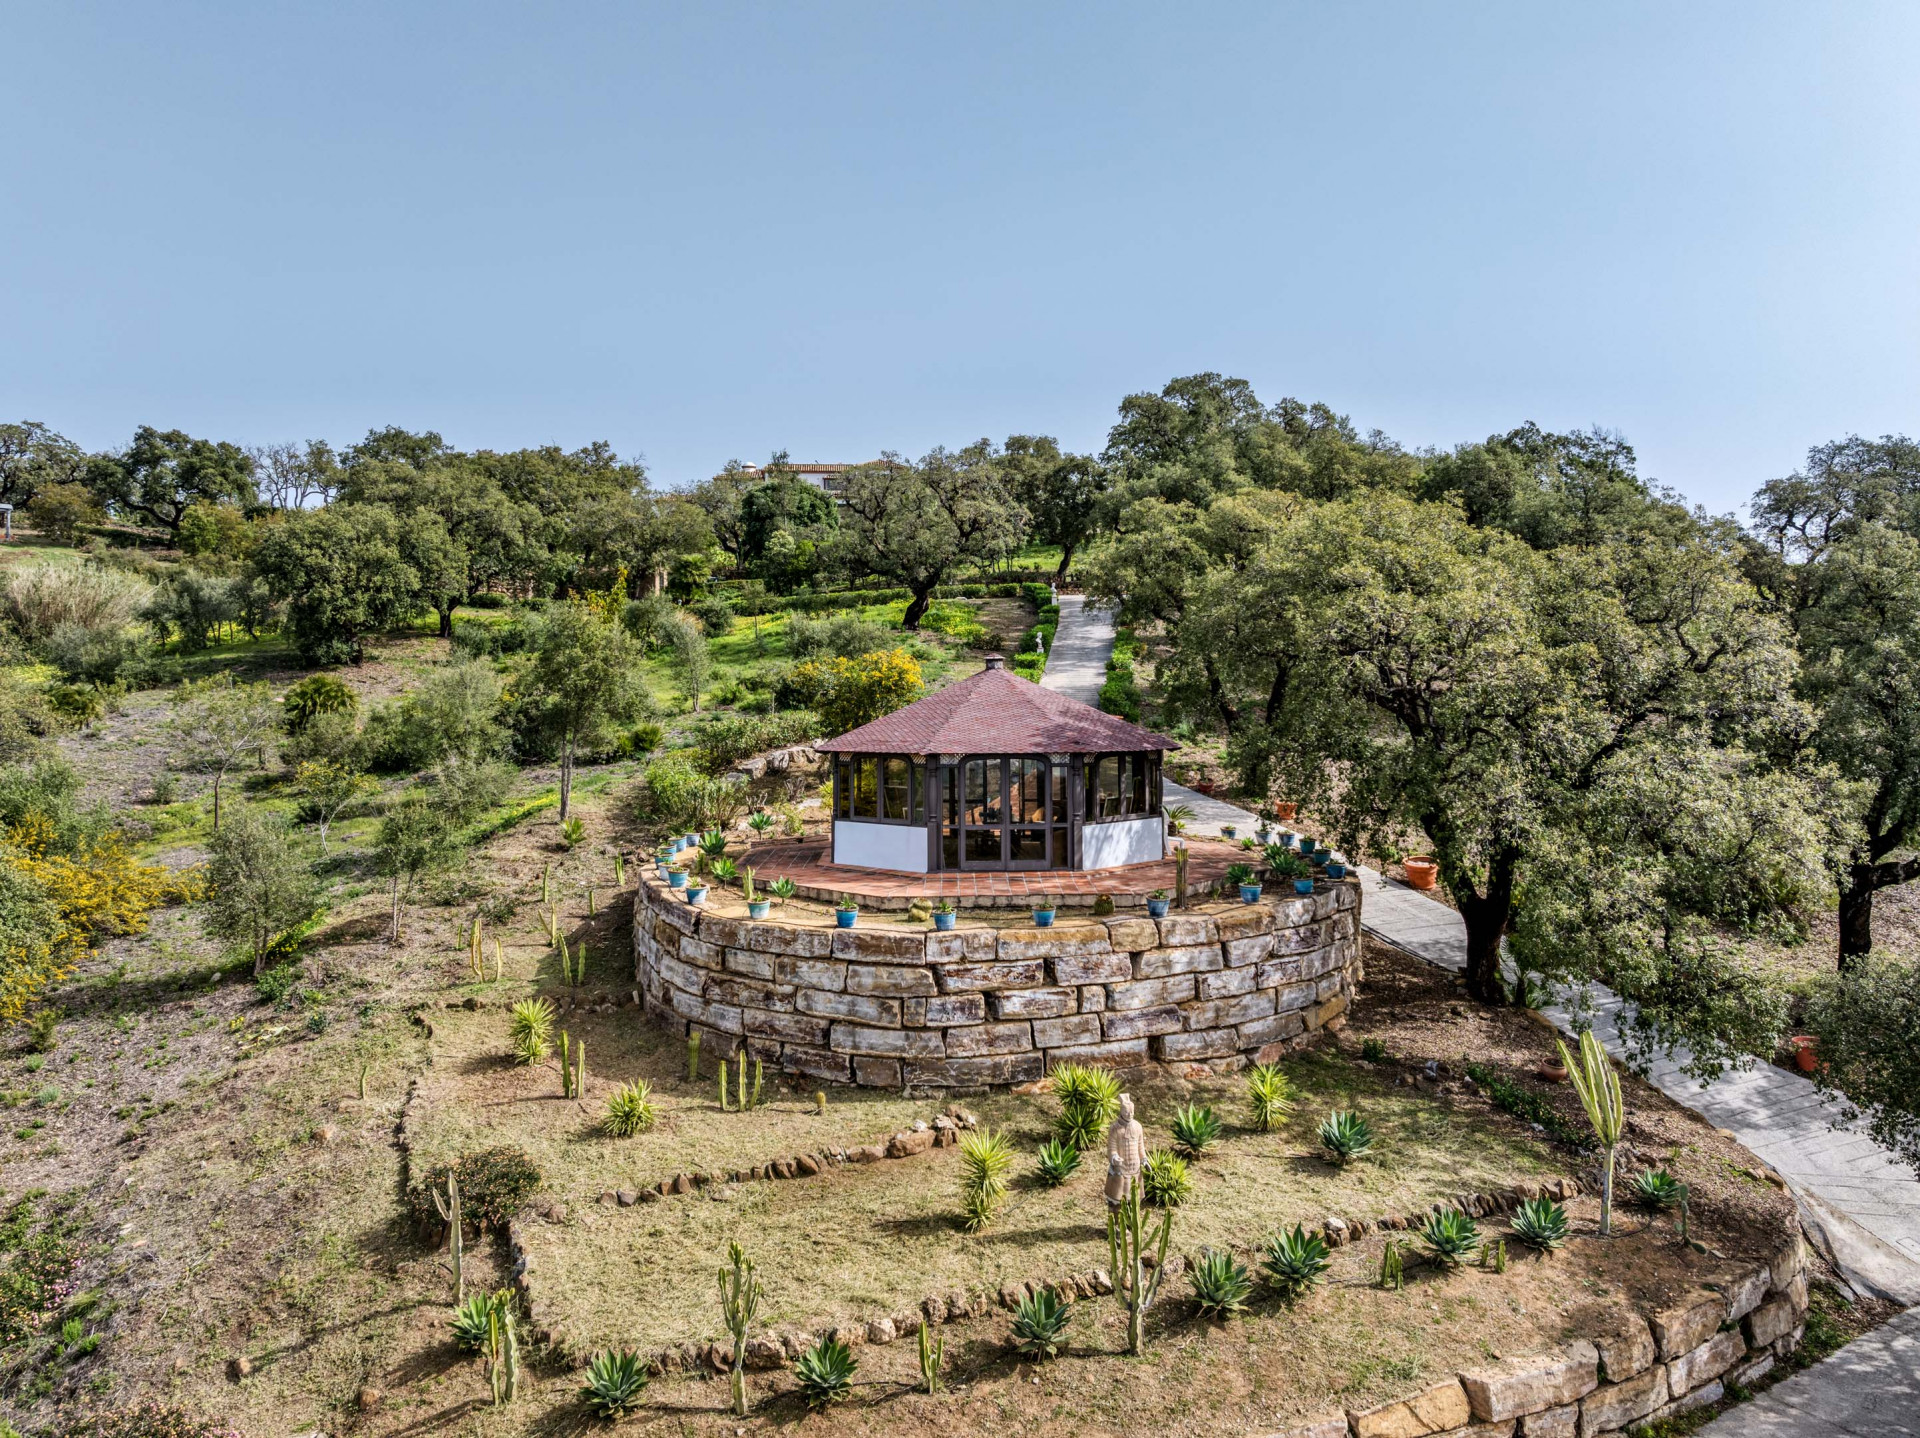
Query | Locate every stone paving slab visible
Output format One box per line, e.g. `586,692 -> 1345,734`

1694,1306 -> 1920,1436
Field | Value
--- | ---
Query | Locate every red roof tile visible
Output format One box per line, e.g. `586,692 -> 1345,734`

815,664 -> 1179,755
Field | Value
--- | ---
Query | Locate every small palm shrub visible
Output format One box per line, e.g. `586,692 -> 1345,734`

1170,1103 -> 1221,1157
1317,1110 -> 1374,1163
1245,1062 -> 1294,1132
794,1336 -> 856,1409
1036,1137 -> 1081,1187
1050,1062 -> 1121,1150
581,1347 -> 651,1418
1632,1169 -> 1686,1210
560,816 -> 587,848
959,1126 -> 1016,1231
602,1080 -> 657,1137
1420,1208 -> 1481,1267
1010,1287 -> 1073,1359
450,1295 -> 493,1351
1261,1224 -> 1331,1298
1189,1248 -> 1253,1316
509,999 -> 555,1064
1141,1148 -> 1192,1208
1510,1196 -> 1570,1250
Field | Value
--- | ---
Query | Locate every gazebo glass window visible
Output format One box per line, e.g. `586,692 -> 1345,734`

834,755 -> 924,824
1090,753 -> 1161,820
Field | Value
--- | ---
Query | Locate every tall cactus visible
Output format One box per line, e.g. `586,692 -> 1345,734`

613,850 -> 625,888
432,1170 -> 464,1302
1559,1028 -> 1625,1234
470,917 -> 483,978
560,1031 -> 572,1097
718,1240 -> 763,1416
485,1290 -> 520,1406
918,1319 -> 943,1394
688,1031 -> 701,1081
574,1037 -> 585,1100
1107,1179 -> 1173,1354
718,1060 -> 731,1112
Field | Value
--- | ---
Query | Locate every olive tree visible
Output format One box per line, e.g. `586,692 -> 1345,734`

516,601 -> 644,820
166,677 -> 279,830
205,806 -> 318,974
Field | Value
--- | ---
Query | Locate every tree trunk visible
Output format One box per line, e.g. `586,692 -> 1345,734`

438,602 -> 455,639
1838,865 -> 1876,972
1054,543 -> 1075,580
211,772 -> 223,831
391,877 -> 402,943
1450,850 -> 1518,1005
903,582 -> 938,630
558,736 -> 575,822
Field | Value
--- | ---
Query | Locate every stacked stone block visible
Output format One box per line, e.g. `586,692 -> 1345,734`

632,876 -> 1363,1085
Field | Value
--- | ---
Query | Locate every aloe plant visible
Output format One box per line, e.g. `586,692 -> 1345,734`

794,1336 -> 856,1410
1170,1102 -> 1221,1157
1559,1028 -> 1624,1234
1011,1287 -> 1073,1358
1189,1248 -> 1253,1317
581,1347 -> 650,1417
1420,1207 -> 1481,1267
1261,1224 -> 1331,1299
1317,1109 -> 1374,1163
1036,1137 -> 1081,1186
767,876 -> 796,903
748,810 -> 776,839
450,1293 -> 491,1350
1245,1062 -> 1294,1132
709,856 -> 739,884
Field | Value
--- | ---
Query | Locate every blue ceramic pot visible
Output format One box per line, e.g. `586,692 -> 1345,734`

933,911 -> 957,931
686,885 -> 708,906
1325,863 -> 1347,880
1147,898 -> 1170,919
1221,826 -> 1237,840
1239,883 -> 1263,904
1032,909 -> 1056,927
667,870 -> 688,889
747,900 -> 771,919
835,909 -> 858,928
1293,878 -> 1315,895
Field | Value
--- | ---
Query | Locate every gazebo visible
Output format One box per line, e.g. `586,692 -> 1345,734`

814,656 -> 1179,874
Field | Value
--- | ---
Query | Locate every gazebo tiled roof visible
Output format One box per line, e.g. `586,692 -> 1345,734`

815,663 -> 1179,756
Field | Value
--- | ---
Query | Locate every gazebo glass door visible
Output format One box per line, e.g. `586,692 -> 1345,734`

949,756 -> 1066,870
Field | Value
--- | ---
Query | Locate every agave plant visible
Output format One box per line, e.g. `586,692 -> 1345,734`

1317,1110 -> 1374,1164
698,829 -> 730,869
794,1336 -> 856,1410
450,1294 -> 494,1352
1420,1207 -> 1481,1268
581,1347 -> 651,1417
1141,1149 -> 1192,1208
1170,1103 -> 1222,1157
508,998 -> 555,1065
1050,1062 -> 1122,1150
748,810 -> 776,838
1260,1224 -> 1331,1299
1010,1287 -> 1073,1359
708,856 -> 739,883
1189,1247 -> 1253,1317
602,1080 -> 657,1137
767,876 -> 797,903
1510,1196 -> 1570,1250
1245,1062 -> 1293,1132
1224,861 -> 1255,887
1632,1168 -> 1686,1211
1036,1137 -> 1081,1187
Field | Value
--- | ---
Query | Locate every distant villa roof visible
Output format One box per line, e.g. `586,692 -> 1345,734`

815,663 -> 1179,756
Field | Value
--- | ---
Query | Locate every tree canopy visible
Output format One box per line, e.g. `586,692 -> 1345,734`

84,426 -> 256,535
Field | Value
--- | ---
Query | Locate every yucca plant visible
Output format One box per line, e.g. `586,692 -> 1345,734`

1036,1137 -> 1081,1187
1632,1168 -> 1686,1210
1050,1062 -> 1121,1150
1189,1247 -> 1253,1317
959,1126 -> 1016,1231
1170,1103 -> 1221,1157
508,998 -> 555,1065
794,1336 -> 856,1410
1560,1027 -> 1625,1234
1317,1109 -> 1374,1164
1420,1207 -> 1481,1268
581,1347 -> 650,1418
1141,1148 -> 1192,1208
561,816 -> 586,848
1510,1196 -> 1570,1250
1245,1062 -> 1294,1132
1261,1224 -> 1332,1298
1010,1287 -> 1073,1358
450,1294 -> 493,1351
603,1080 -> 656,1137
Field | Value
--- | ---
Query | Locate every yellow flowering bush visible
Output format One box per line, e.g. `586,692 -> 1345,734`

792,648 -> 925,734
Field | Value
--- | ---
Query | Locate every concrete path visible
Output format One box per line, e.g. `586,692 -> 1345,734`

1161,780 -> 1259,838
1695,1307 -> 1920,1436
1037,594 -> 1114,706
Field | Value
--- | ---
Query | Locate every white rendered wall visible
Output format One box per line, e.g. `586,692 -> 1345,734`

832,820 -> 929,873
1080,817 -> 1164,870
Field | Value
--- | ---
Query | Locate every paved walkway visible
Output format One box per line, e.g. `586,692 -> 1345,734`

1037,594 -> 1113,706
1695,1307 -> 1920,1436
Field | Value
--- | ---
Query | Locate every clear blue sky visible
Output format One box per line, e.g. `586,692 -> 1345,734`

6,2 -> 1918,513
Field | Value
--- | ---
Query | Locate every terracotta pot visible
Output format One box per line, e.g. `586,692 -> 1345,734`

1403,856 -> 1439,891
1191,780 -> 1216,796
1536,1062 -> 1568,1083
1273,802 -> 1298,821
1788,1035 -> 1818,1073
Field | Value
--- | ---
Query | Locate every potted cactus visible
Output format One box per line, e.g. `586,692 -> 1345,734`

834,894 -> 859,929
743,868 -> 770,920
685,879 -> 709,906
1031,903 -> 1057,928
666,864 -> 689,890
932,899 -> 957,932
1147,888 -> 1170,919
1225,862 -> 1261,904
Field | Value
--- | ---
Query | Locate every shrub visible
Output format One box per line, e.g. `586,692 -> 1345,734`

1317,1110 -> 1374,1163
621,720 -> 664,757
1097,667 -> 1141,722
1010,1287 -> 1072,1359
45,683 -> 103,725
282,675 -> 357,732
1359,1037 -> 1389,1062
0,563 -> 149,647
365,660 -> 506,772
1050,1062 -> 1121,1150
1035,1137 -> 1081,1187
1140,1149 -> 1191,1207
1260,1224 -> 1330,1299
959,1126 -> 1015,1231
787,648 -> 924,733
509,999 -> 554,1064
409,1147 -> 541,1232
686,594 -> 735,638
1420,1208 -> 1480,1267
581,1347 -> 651,1417
1189,1248 -> 1253,1317
603,1081 -> 657,1137
1631,1169 -> 1686,1210
24,483 -> 104,545
1245,1062 -> 1294,1132
1804,953 -> 1920,1177
691,711 -> 823,777
43,622 -> 139,684
1463,1061 -> 1593,1151
1170,1102 -> 1221,1157
794,1336 -> 856,1409
1510,1196 -> 1570,1250
785,612 -> 894,661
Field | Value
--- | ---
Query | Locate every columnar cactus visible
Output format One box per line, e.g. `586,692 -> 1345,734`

718,1241 -> 763,1416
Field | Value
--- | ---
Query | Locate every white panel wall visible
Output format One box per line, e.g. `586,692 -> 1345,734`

833,820 -> 929,873
1080,817 -> 1164,870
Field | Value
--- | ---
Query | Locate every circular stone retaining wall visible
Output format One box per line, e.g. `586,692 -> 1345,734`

631,874 -> 1363,1086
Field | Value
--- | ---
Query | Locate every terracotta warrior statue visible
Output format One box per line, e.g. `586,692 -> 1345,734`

1104,1093 -> 1145,1208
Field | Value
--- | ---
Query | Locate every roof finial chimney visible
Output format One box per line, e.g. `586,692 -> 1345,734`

983,653 -> 1004,670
